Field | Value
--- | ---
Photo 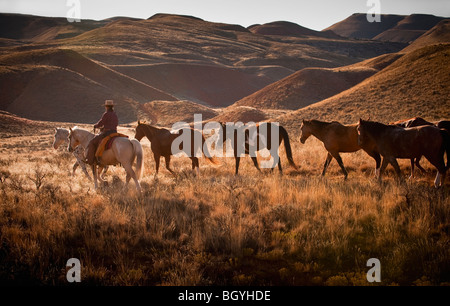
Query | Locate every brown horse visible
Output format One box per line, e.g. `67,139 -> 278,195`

299,119 -> 381,179
134,121 -> 217,176
357,119 -> 450,188
391,117 -> 450,176
436,120 -> 450,134
391,117 -> 434,128
218,122 -> 298,175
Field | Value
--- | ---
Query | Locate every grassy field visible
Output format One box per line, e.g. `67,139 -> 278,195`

0,126 -> 449,286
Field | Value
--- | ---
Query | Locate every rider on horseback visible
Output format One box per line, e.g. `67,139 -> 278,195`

85,100 -> 118,165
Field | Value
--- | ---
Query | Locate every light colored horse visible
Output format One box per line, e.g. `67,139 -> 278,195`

67,126 -> 144,194
53,128 -> 95,180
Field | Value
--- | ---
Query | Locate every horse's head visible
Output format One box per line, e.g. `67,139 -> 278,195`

67,127 -> 80,152
357,118 -> 368,147
299,119 -> 312,144
134,121 -> 146,141
53,128 -> 69,150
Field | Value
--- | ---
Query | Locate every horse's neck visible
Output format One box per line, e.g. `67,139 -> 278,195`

365,122 -> 392,141
78,130 -> 95,148
310,122 -> 329,141
144,125 -> 158,140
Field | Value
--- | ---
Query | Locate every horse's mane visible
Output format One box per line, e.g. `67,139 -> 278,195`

309,119 -> 342,127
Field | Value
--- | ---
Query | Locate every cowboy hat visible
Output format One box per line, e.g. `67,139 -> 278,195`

103,100 -> 115,106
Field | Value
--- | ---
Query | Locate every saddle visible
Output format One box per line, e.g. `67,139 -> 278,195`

95,133 -> 128,158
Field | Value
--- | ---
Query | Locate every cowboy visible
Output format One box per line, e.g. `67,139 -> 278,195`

85,100 -> 119,165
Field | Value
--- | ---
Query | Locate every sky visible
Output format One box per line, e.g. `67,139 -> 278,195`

0,0 -> 449,31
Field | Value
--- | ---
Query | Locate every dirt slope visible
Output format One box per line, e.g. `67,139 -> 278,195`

230,52 -> 402,110
140,100 -> 218,127
402,19 -> 450,52
373,14 -> 447,43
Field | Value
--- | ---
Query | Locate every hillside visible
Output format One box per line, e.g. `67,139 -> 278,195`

248,21 -> 340,39
0,49 -> 176,123
140,100 -> 218,127
0,13 -> 414,124
0,13 -> 108,42
373,14 -> 447,43
402,19 -> 450,52
229,52 -> 402,110
209,106 -> 268,124
324,13 -> 447,43
112,63 -> 273,107
323,13 -> 405,39
277,44 -> 450,132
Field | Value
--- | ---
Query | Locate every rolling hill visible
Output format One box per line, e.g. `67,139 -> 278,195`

323,13 -> 405,39
373,14 -> 447,43
140,100 -> 218,127
0,12 -> 438,125
324,13 -> 446,43
402,19 -> 450,52
229,52 -> 402,110
0,49 -> 176,123
276,44 -> 450,132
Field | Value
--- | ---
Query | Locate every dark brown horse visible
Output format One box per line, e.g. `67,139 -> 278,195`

134,121 -> 217,176
357,119 -> 450,187
299,119 -> 381,179
391,117 -> 450,176
391,117 -> 434,128
218,122 -> 298,175
436,120 -> 450,134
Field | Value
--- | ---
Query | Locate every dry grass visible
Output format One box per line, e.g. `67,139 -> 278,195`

0,129 -> 449,286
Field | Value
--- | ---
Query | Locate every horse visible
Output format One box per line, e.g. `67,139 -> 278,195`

67,126 -> 143,194
436,120 -> 450,134
217,121 -> 298,175
299,119 -> 381,179
134,121 -> 217,176
53,127 -> 108,180
391,117 -> 434,128
391,117 -> 435,174
357,119 -> 450,188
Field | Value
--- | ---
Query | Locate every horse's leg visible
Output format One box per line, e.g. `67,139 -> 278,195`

100,166 -> 108,180
250,156 -> 261,173
92,164 -> 98,189
192,157 -> 200,176
72,162 -> 79,176
322,152 -> 333,176
277,157 -> 283,174
374,152 -> 381,178
79,161 -> 92,181
165,155 -> 176,176
97,166 -> 106,182
409,159 -> 415,180
389,158 -> 404,182
331,152 -> 348,180
154,153 -> 160,176
379,157 -> 390,183
123,163 -> 141,195
415,156 -> 427,173
424,154 -> 446,188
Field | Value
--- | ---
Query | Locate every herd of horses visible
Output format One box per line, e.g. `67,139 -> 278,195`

54,117 -> 450,195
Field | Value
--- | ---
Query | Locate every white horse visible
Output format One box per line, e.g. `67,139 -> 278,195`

67,126 -> 144,194
53,128 -> 101,180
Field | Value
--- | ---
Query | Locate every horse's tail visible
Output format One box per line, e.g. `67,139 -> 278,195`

201,133 -> 220,165
131,139 -> 144,179
279,125 -> 299,171
440,129 -> 450,170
